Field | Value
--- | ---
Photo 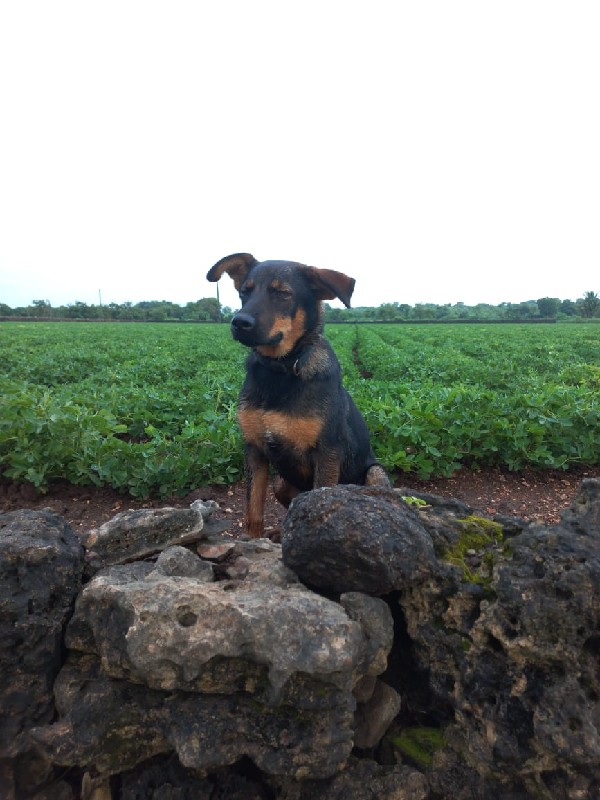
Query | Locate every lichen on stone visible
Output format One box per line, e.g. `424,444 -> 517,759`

441,515 -> 504,587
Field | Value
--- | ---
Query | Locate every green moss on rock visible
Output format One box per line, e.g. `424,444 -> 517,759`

392,726 -> 446,768
441,515 -> 504,587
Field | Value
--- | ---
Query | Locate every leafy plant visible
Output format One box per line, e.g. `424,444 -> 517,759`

0,320 -> 599,494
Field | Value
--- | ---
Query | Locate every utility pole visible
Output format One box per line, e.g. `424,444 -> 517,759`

99,289 -> 102,307
216,283 -> 222,321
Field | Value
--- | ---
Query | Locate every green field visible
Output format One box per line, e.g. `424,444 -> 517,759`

1,322 -> 599,497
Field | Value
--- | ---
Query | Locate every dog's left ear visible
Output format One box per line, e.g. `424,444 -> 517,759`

303,267 -> 356,308
207,253 -> 258,291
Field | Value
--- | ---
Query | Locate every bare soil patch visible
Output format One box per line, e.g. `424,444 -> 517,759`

2,465 -> 598,536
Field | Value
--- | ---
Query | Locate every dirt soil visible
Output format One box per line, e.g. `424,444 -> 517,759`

2,465 -> 599,537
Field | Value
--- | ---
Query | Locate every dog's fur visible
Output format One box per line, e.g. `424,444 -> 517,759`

206,253 -> 389,537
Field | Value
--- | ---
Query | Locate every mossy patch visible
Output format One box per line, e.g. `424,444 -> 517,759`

392,726 -> 446,768
441,515 -> 504,587
457,515 -> 504,543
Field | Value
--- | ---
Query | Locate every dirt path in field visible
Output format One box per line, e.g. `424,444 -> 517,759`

2,465 -> 599,537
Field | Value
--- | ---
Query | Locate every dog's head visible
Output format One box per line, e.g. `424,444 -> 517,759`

206,253 -> 355,358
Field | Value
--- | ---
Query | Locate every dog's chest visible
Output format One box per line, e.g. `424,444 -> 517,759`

237,405 -> 323,453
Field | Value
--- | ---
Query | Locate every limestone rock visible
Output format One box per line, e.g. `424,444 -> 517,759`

81,507 -> 208,573
277,757 -> 429,800
197,541 -> 236,561
399,480 -> 600,798
559,476 -> 600,536
190,498 -> 220,519
0,510 -> 84,757
353,679 -> 402,749
31,653 -> 356,780
281,486 -> 437,594
457,518 -> 600,781
339,592 -> 394,678
65,555 -> 393,701
153,545 -> 215,581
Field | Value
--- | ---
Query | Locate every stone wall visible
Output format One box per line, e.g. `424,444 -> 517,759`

1,481 -> 599,799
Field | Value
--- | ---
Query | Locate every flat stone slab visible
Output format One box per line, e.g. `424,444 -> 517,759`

82,506 -> 207,572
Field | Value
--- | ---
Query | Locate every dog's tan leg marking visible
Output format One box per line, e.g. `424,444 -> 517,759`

245,447 -> 269,538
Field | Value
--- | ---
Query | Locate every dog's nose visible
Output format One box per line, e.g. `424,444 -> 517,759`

231,312 -> 255,332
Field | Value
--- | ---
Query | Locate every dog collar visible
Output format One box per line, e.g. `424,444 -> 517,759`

254,352 -> 302,375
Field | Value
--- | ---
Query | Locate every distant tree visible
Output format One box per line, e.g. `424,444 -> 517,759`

119,301 -> 135,321
32,299 -> 51,317
508,301 -> 537,320
197,297 -> 222,322
452,302 -> 470,319
64,301 -> 90,319
413,303 -> 436,320
579,291 -> 600,318
324,304 -> 343,322
434,304 -> 451,320
536,297 -> 561,318
375,303 -> 400,320
559,299 -> 578,317
474,304 -> 499,320
185,297 -> 222,321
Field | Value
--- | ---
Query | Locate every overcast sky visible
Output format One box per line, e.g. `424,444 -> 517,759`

1,1 -> 599,311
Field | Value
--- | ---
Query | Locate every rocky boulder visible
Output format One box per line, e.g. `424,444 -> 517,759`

395,479 -> 600,799
0,510 -> 84,758
31,533 -> 396,783
2,480 -> 600,799
281,485 -> 437,594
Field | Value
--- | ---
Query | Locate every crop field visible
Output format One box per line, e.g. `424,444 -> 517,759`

1,321 -> 599,497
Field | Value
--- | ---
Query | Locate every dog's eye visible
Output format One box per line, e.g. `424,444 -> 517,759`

269,286 -> 292,300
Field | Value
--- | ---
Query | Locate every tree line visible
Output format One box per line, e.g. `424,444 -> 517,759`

325,293 -> 600,322
0,298 -> 223,322
1,292 -> 599,323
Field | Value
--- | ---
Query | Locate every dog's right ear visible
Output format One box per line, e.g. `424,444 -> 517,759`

206,253 -> 258,291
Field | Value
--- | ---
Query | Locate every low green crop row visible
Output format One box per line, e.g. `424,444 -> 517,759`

0,376 -> 243,497
0,323 -> 245,496
353,380 -> 599,477
0,321 -> 599,496
343,325 -> 600,477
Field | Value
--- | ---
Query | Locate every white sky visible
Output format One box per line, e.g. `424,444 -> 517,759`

1,1 -> 599,311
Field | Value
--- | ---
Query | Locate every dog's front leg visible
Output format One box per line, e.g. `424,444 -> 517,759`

313,453 -> 341,489
244,444 -> 269,538
273,477 -> 299,508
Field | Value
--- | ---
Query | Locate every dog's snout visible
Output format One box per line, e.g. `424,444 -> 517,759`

231,313 -> 255,332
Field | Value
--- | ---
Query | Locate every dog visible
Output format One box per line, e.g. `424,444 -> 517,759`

206,253 -> 389,537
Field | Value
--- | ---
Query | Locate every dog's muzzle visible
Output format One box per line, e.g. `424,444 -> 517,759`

231,313 -> 283,348
231,312 -> 255,340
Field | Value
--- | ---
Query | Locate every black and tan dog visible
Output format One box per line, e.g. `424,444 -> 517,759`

206,253 -> 389,537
